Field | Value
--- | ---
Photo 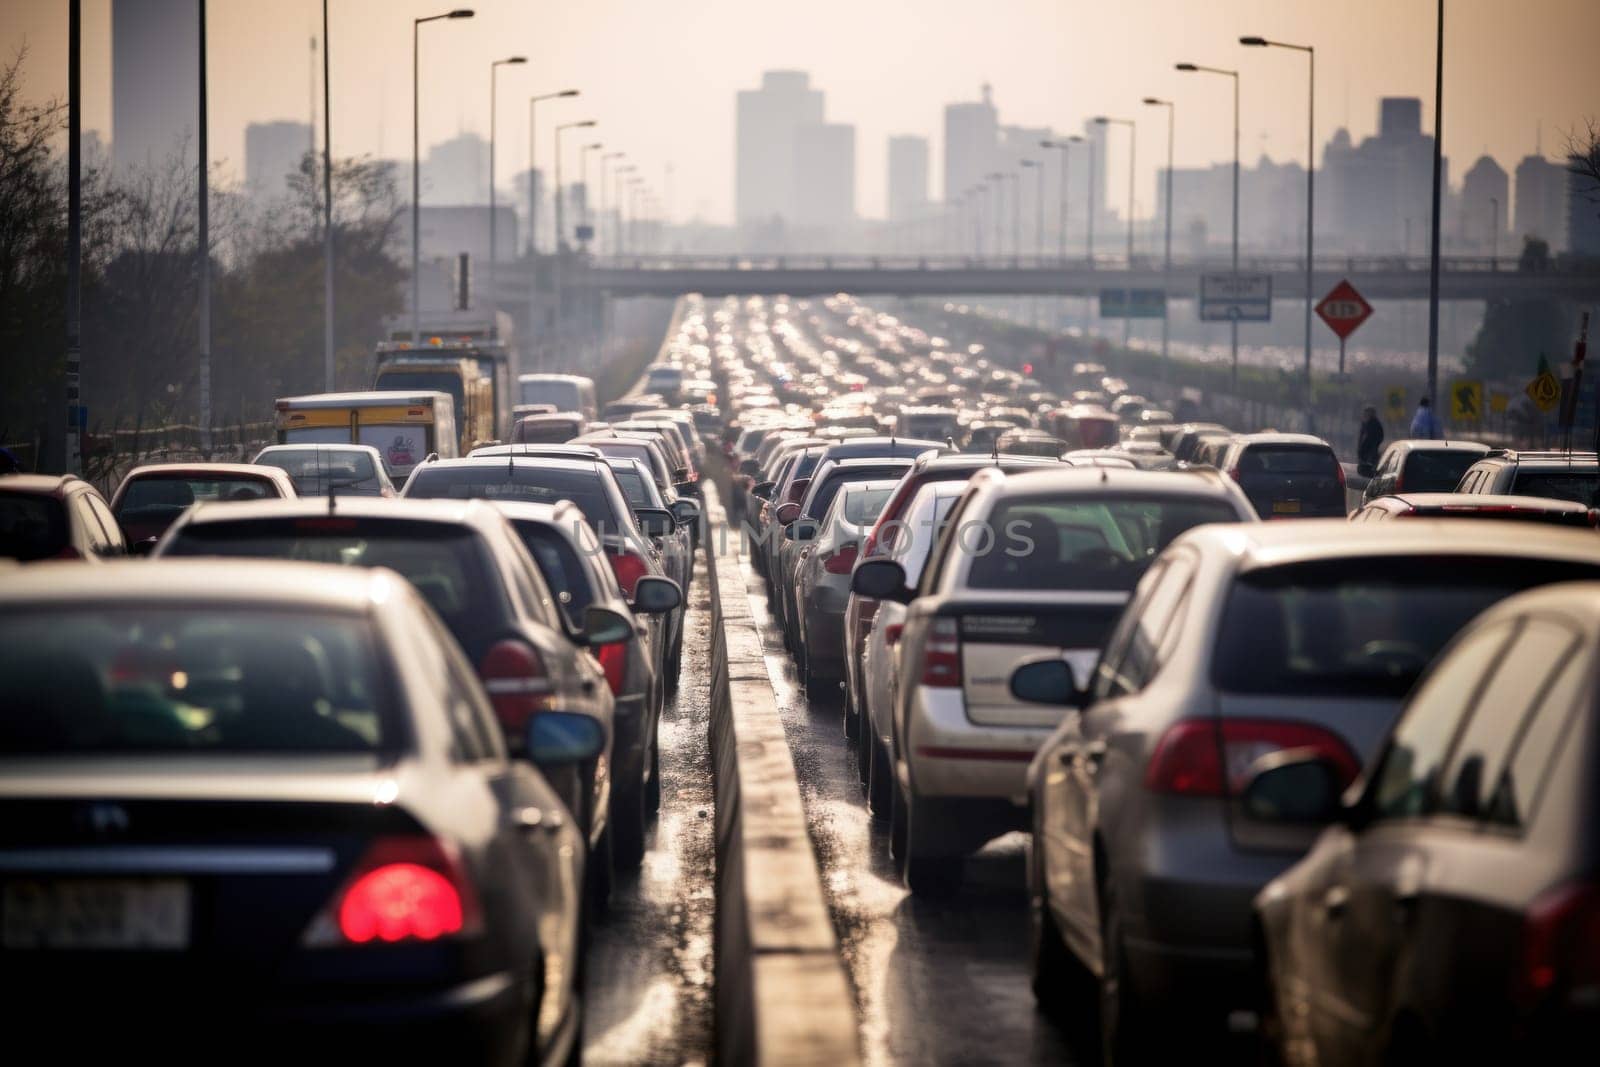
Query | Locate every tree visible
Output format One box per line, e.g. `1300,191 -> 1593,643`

1568,117 -> 1600,219
1465,237 -> 1575,381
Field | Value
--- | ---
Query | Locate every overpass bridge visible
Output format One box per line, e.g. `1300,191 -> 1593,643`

543,253 -> 1600,302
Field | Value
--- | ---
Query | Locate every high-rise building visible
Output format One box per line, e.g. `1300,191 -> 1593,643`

794,123 -> 855,231
736,71 -> 824,226
1318,97 -> 1438,253
887,135 -> 929,222
1515,154 -> 1567,249
943,84 -> 998,207
245,121 -> 312,199
112,0 -> 198,172
423,132 -> 489,205
1459,155 -> 1509,251
1569,158 -> 1600,256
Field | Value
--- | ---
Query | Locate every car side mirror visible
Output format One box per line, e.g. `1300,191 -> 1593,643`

1240,750 -> 1347,824
631,575 -> 682,615
751,481 -> 776,501
787,477 -> 811,501
582,605 -> 635,647
526,711 -> 605,765
850,559 -> 910,602
774,502 -> 802,526
739,459 -> 761,476
670,498 -> 701,525
1009,658 -> 1087,709
633,507 -> 675,538
130,537 -> 159,558
673,481 -> 697,497
784,519 -> 818,542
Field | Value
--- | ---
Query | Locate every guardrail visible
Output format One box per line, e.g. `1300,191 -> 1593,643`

702,483 -> 862,1066
586,253 -> 1600,275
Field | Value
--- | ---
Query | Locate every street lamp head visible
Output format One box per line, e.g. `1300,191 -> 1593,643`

1092,116 -> 1109,125
1239,35 -> 1268,46
1039,139 -> 1055,148
1068,135 -> 1084,143
1142,97 -> 1165,106
577,120 -> 597,128
447,9 -> 474,18
504,56 -> 527,65
1020,159 -> 1039,168
559,89 -> 579,97
1175,63 -> 1198,72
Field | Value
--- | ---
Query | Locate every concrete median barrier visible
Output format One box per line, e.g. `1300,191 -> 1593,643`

702,484 -> 861,1066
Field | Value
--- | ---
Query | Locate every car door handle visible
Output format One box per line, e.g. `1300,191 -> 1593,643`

1323,885 -> 1350,918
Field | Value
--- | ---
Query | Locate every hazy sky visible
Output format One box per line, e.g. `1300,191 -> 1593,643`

8,0 -> 1599,223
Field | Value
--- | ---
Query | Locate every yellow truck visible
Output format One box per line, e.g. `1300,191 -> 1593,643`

273,391 -> 458,483
374,336 -> 512,452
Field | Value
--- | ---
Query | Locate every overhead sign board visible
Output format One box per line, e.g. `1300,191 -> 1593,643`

1315,279 -> 1374,341
1099,288 -> 1167,320
1199,273 -> 1272,322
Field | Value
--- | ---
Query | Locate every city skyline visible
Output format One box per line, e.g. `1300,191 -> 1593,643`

8,0 -> 1599,225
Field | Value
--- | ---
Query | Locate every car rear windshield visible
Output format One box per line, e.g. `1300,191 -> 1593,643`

608,465 -> 659,509
809,467 -> 909,521
0,608 -> 394,754
520,380 -> 582,411
406,466 -> 621,531
901,415 -> 959,440
1512,471 -> 1600,506
841,487 -> 895,526
0,492 -> 68,561
965,494 -> 1242,591
1238,445 -> 1337,475
118,474 -> 277,513
1402,449 -> 1483,491
510,522 -> 596,629
161,518 -> 503,640
1213,556 -> 1600,697
256,451 -> 381,496
512,419 -> 583,444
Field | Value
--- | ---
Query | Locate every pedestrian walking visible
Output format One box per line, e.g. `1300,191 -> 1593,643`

1357,405 -> 1384,474
1409,397 -> 1442,440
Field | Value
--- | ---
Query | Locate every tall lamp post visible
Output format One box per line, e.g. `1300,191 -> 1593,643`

613,164 -> 635,254
1021,159 -> 1044,261
969,184 -> 987,257
1425,0 -> 1444,409
1489,196 -> 1499,263
411,8 -> 474,343
580,141 -> 603,250
527,88 -> 578,254
1143,97 -> 1175,366
1242,34 -> 1315,427
320,0 -> 334,389
601,150 -> 624,256
1039,137 -> 1082,262
1095,115 -> 1137,345
486,55 -> 525,333
1176,62 -> 1241,388
554,120 -> 596,253
986,172 -> 1006,260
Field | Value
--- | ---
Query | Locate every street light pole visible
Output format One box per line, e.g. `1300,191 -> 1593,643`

526,89 -> 578,255
320,0 -> 334,389
1021,160 -> 1043,261
580,141 -> 603,251
554,120 -> 596,253
1040,138 -> 1081,263
1144,98 -> 1175,366
487,56 -> 525,335
1010,171 -> 1022,265
1094,116 -> 1136,344
986,172 -> 1005,260
1426,0 -> 1444,409
1086,132 -> 1096,266
412,9 -> 474,343
1177,63 -> 1241,389
601,151 -> 624,257
1242,35 -> 1315,427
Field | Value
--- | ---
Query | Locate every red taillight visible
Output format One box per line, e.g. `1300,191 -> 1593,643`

918,618 -> 961,687
1393,470 -> 1404,493
305,835 -> 481,947
596,639 -> 628,695
1226,466 -> 1241,482
884,622 -> 903,647
1143,719 -> 1359,797
607,547 -> 650,600
1516,880 -> 1600,1012
478,639 -> 551,733
823,542 -> 859,574
1334,459 -> 1347,489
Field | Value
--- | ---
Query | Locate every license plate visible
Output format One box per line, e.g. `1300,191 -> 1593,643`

3,879 -> 191,950
1272,499 -> 1302,514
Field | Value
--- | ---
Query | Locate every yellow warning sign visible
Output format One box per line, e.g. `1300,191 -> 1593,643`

1490,392 -> 1509,415
1526,371 -> 1560,413
1451,380 -> 1484,423
1385,386 -> 1406,421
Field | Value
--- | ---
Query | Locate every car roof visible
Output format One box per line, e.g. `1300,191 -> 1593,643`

1230,433 -> 1332,448
0,558 -> 403,612
1384,493 -> 1593,513
1178,517 -> 1600,569
991,466 -> 1238,497
1476,449 -> 1600,467
0,474 -> 82,495
518,373 -> 592,384
1389,438 -> 1490,453
469,444 -> 602,459
1468,581 -> 1600,632
826,456 -> 917,470
171,495 -> 506,529
255,443 -> 382,454
123,462 -> 290,479
416,456 -> 605,475
915,453 -> 1060,472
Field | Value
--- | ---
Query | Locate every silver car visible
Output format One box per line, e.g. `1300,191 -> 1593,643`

792,480 -> 898,690
1022,520 -> 1600,1060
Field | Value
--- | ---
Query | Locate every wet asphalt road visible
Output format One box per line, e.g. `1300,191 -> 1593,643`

582,552 -> 715,1066
736,549 -> 1083,1066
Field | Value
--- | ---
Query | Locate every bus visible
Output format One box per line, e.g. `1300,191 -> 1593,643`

273,391 -> 457,482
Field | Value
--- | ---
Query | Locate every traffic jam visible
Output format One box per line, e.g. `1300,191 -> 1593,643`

3,290 -> 1599,1065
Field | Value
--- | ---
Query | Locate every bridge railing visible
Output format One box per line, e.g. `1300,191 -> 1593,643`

584,253 -> 1596,275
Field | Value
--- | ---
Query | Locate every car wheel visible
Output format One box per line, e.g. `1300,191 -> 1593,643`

854,700 -> 872,789
612,782 -> 647,872
866,734 -> 892,820
889,777 -> 909,864
899,794 -> 962,898
585,825 -> 613,917
841,668 -> 860,741
1029,825 -> 1092,1018
1098,875 -> 1148,1066
647,737 -> 662,814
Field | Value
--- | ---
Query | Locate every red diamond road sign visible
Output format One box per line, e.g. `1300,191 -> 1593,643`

1315,279 -> 1373,341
